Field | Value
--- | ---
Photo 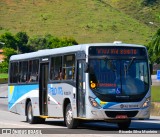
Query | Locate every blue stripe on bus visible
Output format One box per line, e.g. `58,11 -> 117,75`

95,97 -> 119,109
102,102 -> 118,109
8,84 -> 38,109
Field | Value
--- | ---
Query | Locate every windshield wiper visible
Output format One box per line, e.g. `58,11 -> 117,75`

124,57 -> 136,72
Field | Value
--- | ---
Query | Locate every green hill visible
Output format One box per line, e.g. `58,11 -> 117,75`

0,0 -> 159,44
106,0 -> 160,28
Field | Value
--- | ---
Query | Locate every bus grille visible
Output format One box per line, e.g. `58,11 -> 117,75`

105,111 -> 138,118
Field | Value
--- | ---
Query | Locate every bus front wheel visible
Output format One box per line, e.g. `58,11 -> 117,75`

65,103 -> 78,129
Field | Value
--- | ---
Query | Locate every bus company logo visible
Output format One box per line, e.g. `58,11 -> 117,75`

49,86 -> 63,96
120,104 -> 138,109
120,104 -> 124,109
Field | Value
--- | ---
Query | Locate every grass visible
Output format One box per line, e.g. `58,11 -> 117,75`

151,85 -> 160,115
151,86 -> 160,102
0,73 -> 8,79
105,0 -> 160,28
0,0 -> 158,44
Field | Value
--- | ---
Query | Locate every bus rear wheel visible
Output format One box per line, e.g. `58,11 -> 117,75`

117,119 -> 131,129
26,101 -> 45,124
65,103 -> 78,129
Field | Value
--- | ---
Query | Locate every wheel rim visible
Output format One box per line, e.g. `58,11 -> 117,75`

28,105 -> 32,121
66,108 -> 73,125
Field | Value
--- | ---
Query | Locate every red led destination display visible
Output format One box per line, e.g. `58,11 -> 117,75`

89,46 -> 146,56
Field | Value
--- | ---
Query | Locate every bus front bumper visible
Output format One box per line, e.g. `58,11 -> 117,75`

85,106 -> 150,120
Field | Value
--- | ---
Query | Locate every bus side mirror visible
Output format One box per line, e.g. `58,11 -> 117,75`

84,63 -> 89,73
149,64 -> 153,75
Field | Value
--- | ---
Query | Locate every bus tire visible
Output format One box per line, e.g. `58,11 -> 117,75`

65,103 -> 78,129
117,119 -> 131,129
26,101 -> 38,124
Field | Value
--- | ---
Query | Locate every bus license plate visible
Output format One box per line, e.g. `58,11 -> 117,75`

116,115 -> 128,119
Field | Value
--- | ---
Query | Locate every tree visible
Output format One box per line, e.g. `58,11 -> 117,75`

0,48 -> 17,73
27,34 -> 78,51
0,61 -> 8,73
0,32 -> 32,54
27,36 -> 48,51
0,32 -> 17,50
2,48 -> 17,63
60,37 -> 78,47
15,32 -> 31,53
44,34 -> 78,49
142,0 -> 157,6
147,28 -> 160,64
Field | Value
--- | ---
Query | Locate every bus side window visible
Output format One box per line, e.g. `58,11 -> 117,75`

19,61 -> 22,83
63,54 -> 75,80
29,60 -> 39,82
19,61 -> 28,83
50,56 -> 62,80
10,62 -> 19,83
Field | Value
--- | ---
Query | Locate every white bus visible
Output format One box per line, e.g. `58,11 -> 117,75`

8,42 -> 151,129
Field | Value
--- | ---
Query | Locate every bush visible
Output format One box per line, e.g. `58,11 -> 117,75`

0,61 -> 8,73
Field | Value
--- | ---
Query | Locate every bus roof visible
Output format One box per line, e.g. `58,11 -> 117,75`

10,43 -> 146,61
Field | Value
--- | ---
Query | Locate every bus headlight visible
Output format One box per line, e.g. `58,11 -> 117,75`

89,96 -> 101,109
142,97 -> 151,108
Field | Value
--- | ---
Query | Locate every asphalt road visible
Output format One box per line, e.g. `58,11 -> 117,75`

0,84 -> 160,137
0,84 -> 8,111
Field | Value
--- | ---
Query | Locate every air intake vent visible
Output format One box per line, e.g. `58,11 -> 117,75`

105,111 -> 138,118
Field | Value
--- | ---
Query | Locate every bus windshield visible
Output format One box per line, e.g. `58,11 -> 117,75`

88,47 -> 149,102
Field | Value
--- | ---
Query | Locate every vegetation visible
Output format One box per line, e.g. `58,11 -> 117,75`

147,28 -> 160,64
0,73 -> 8,79
0,0 -> 159,44
151,86 -> 160,102
142,0 -> 158,5
28,34 -> 78,51
0,31 -> 78,73
106,0 -> 160,29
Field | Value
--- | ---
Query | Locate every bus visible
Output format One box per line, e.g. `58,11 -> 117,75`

8,42 -> 151,129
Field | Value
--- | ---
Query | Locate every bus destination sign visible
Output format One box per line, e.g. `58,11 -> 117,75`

89,46 -> 146,56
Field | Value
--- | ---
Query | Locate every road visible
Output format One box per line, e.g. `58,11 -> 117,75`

0,84 -> 160,137
152,75 -> 160,86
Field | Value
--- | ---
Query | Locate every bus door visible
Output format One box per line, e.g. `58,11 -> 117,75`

39,63 -> 49,116
77,60 -> 86,117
